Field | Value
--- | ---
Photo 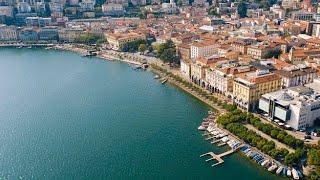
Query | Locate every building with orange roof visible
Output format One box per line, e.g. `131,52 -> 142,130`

205,61 -> 256,98
105,32 -> 146,50
275,64 -> 317,88
177,43 -> 191,61
280,47 -> 320,64
190,56 -> 225,87
247,42 -> 276,60
233,70 -> 282,111
190,40 -> 220,60
230,39 -> 253,55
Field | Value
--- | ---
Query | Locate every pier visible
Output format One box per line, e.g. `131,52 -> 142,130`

200,146 -> 242,167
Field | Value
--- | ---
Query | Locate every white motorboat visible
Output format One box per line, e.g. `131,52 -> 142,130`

291,168 -> 299,180
268,164 -> 278,172
287,168 -> 292,177
276,166 -> 284,175
221,137 -> 229,143
198,125 -> 206,131
261,160 -> 269,167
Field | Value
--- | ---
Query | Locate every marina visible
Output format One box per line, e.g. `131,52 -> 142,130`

198,111 -> 302,179
199,111 -> 243,167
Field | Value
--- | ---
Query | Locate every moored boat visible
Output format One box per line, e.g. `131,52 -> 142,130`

287,168 -> 292,177
198,125 -> 206,131
276,166 -> 284,175
161,78 -> 168,84
297,170 -> 303,178
268,164 -> 278,172
261,159 -> 269,167
291,168 -> 299,179
283,167 -> 287,176
257,159 -> 265,165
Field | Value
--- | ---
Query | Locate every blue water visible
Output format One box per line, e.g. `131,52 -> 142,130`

0,48 -> 284,179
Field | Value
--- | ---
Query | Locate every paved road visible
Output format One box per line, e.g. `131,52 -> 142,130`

256,115 -> 320,145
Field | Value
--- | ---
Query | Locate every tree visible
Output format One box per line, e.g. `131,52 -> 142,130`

256,0 -> 277,10
44,3 -> 51,17
155,40 -> 179,64
76,33 -> 100,44
160,48 -> 179,63
308,149 -> 320,166
285,149 -> 304,166
138,10 -> 147,19
208,6 -> 218,16
95,0 -> 106,6
237,2 -> 247,18
96,38 -> 106,45
270,129 -> 279,138
120,39 -> 147,52
138,44 -> 147,53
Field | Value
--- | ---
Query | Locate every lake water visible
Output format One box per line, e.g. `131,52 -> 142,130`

0,48 -> 284,179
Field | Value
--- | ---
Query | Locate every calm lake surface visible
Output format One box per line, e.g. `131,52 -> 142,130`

0,48 -> 285,179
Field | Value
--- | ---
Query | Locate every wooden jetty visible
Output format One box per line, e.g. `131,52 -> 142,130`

200,152 -> 225,167
200,146 -> 242,167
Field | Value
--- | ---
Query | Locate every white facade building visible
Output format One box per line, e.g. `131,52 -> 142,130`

275,65 -> 317,88
259,79 -> 320,130
190,41 -> 218,60
205,64 -> 254,97
180,59 -> 191,79
312,24 -> 320,38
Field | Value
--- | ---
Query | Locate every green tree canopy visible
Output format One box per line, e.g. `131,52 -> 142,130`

237,2 -> 247,18
138,44 -> 147,53
76,33 -> 101,44
155,40 -> 179,64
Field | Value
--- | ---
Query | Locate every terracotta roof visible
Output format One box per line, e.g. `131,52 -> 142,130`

275,67 -> 316,78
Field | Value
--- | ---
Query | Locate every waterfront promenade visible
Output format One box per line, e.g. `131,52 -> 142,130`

245,124 -> 295,153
